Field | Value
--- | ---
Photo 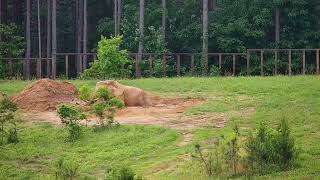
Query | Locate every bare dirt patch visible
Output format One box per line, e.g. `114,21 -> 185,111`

11,79 -> 79,112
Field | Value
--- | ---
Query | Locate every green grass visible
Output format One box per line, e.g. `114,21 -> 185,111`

0,76 -> 320,179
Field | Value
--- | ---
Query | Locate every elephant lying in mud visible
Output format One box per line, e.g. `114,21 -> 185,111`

96,80 -> 159,107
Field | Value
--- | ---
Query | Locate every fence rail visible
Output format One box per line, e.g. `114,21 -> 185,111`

1,49 -> 319,79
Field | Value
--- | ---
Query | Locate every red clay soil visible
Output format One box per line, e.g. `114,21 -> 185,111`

11,79 -> 79,112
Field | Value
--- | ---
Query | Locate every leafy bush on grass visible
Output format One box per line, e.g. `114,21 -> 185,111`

79,86 -> 123,130
105,166 -> 142,180
245,119 -> 298,175
81,36 -> 132,79
54,158 -> 80,180
57,105 -> 86,141
0,96 -> 18,145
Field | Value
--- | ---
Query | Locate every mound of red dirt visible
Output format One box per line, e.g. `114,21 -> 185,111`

12,79 -> 79,111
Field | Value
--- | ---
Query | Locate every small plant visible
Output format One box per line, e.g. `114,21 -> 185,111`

192,139 -> 224,177
54,158 -> 80,180
210,65 -> 221,77
57,104 -> 86,141
0,96 -> 18,145
226,125 -> 240,176
79,85 -> 93,102
105,166 -> 140,180
96,87 -> 111,101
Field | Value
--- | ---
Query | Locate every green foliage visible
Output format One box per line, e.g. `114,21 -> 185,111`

0,23 -> 25,79
82,36 -> 131,79
96,88 -> 111,101
54,158 -> 80,180
0,96 -> 18,145
192,139 -> 224,177
105,166 -> 138,180
79,85 -> 93,102
108,98 -> 125,109
245,119 -> 298,175
209,65 -> 221,77
226,125 -> 240,176
57,105 -> 86,141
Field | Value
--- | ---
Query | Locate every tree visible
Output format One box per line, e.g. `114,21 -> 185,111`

46,0 -> 51,78
137,0 -> 145,78
162,0 -> 166,39
83,0 -> 88,70
25,0 -> 31,80
52,0 -> 57,79
203,0 -> 209,75
76,0 -> 83,75
37,0 -> 42,78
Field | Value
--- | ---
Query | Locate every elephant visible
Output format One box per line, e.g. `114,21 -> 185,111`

96,80 -> 158,107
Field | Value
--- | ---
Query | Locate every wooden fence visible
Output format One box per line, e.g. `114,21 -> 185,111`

0,49 -> 319,79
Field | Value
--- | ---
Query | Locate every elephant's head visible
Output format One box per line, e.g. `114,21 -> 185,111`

97,80 -> 125,98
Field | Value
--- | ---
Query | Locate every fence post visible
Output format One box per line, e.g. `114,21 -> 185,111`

288,50 -> 292,76
176,54 -> 181,76
163,54 -> 167,77
191,54 -> 195,76
149,56 -> 153,77
302,50 -> 306,75
274,50 -> 278,75
36,58 -> 42,79
65,55 -> 69,79
317,50 -> 320,75
233,54 -> 236,76
135,54 -> 140,78
260,50 -> 264,76
247,51 -> 250,75
8,59 -> 13,79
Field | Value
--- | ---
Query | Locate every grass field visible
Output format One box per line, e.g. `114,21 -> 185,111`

0,76 -> 320,179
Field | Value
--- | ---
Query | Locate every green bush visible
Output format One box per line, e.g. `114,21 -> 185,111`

105,166 -> 140,180
96,88 -> 111,101
81,36 -> 132,79
79,85 -> 93,102
210,65 -> 221,77
0,97 -> 18,145
57,105 -> 86,141
245,119 -> 298,175
108,98 -> 125,109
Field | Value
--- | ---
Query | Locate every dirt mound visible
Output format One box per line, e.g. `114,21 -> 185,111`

12,79 -> 79,111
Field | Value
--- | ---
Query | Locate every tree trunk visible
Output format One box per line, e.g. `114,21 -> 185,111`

37,0 -> 42,78
47,0 -> 51,78
162,0 -> 166,40
52,0 -> 57,79
25,0 -> 31,80
202,0 -> 209,76
117,0 -> 121,35
13,0 -> 22,26
0,0 -> 7,24
114,0 -> 118,35
83,0 -> 87,71
275,7 -> 280,44
76,0 -> 83,75
137,0 -> 145,78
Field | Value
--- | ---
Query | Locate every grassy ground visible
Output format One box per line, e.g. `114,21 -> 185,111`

0,76 -> 320,179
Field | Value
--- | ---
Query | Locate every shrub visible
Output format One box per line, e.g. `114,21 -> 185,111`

81,36 -> 132,79
210,65 -> 221,77
57,105 -> 86,141
79,85 -> 93,102
108,98 -> 125,109
245,119 -> 298,175
0,97 -> 18,145
105,166 -> 140,180
54,158 -> 80,180
96,88 -> 111,101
